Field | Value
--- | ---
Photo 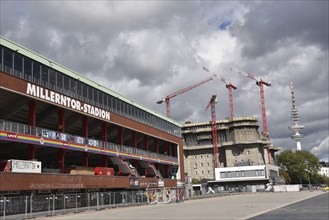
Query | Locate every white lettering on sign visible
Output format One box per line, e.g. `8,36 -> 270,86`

26,83 -> 110,121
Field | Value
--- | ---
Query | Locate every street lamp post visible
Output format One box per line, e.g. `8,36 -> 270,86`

304,161 -> 312,191
307,165 -> 312,191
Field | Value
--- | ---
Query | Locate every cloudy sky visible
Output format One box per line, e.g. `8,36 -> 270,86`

1,1 -> 328,161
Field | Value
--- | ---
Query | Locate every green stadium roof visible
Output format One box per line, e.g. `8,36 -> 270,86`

0,36 -> 181,127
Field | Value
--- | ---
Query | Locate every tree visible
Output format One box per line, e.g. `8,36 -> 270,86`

279,169 -> 291,184
276,150 -> 321,184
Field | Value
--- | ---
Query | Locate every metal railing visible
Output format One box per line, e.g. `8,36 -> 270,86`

0,119 -> 178,163
0,188 -> 184,220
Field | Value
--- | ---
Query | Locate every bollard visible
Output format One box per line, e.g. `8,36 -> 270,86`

3,196 -> 6,220
25,196 -> 28,218
47,196 -> 51,216
63,195 -> 66,214
30,195 -> 33,218
87,193 -> 90,210
52,195 -> 55,216
97,192 -> 99,210
75,194 -> 78,213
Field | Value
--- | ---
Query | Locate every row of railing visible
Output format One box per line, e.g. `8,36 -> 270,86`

0,119 -> 178,163
0,188 -> 185,219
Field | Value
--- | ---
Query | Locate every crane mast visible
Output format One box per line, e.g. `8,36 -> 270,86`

205,95 -> 220,168
231,67 -> 272,164
202,67 -> 237,119
157,75 -> 215,117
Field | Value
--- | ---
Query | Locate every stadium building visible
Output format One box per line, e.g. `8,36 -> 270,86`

0,36 -> 185,196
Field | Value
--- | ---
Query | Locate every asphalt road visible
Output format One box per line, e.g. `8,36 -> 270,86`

35,191 -> 324,220
249,193 -> 329,220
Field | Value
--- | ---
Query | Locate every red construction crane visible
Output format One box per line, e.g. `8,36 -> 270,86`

205,95 -> 220,168
202,66 -> 237,119
157,75 -> 216,117
230,67 -> 272,164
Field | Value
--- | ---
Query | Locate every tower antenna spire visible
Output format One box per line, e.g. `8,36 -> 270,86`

289,82 -> 304,151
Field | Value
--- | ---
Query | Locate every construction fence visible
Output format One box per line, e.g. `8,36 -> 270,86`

0,188 -> 185,220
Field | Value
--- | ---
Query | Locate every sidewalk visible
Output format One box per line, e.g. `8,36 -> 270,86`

39,191 -> 325,220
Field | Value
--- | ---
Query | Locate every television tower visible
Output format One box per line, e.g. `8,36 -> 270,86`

289,82 -> 304,151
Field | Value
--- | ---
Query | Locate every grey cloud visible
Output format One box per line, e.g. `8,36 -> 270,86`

0,1 -> 328,160
231,1 -> 328,58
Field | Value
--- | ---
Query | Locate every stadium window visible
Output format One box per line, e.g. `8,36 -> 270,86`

49,69 -> 56,90
24,57 -> 32,81
87,86 -> 93,102
56,72 -> 63,91
70,78 -> 76,94
77,81 -> 82,96
41,65 -> 49,87
0,46 -> 2,71
14,52 -> 23,78
105,94 -> 109,109
114,98 -> 118,112
94,90 -> 99,104
82,83 -> 87,100
63,75 -> 70,93
3,47 -> 13,74
100,92 -> 104,106
33,62 -> 41,84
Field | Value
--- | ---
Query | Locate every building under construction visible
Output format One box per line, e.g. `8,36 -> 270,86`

182,117 -> 280,188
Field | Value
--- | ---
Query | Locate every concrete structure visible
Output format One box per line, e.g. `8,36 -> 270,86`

0,36 -> 184,196
289,82 -> 304,151
182,117 -> 279,183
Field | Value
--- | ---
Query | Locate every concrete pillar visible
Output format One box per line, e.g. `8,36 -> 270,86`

58,109 -> 65,133
28,145 -> 36,160
155,139 -> 159,154
144,135 -> 148,151
58,149 -> 65,173
102,122 -> 107,147
164,165 -> 169,178
118,127 -> 123,145
164,143 -> 168,155
28,100 -> 36,160
102,155 -> 108,167
132,130 -> 137,147
82,115 -> 88,137
28,100 -> 36,128
82,152 -> 88,167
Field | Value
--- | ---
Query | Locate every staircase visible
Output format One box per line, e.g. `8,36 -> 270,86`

138,160 -> 162,178
110,157 -> 138,177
